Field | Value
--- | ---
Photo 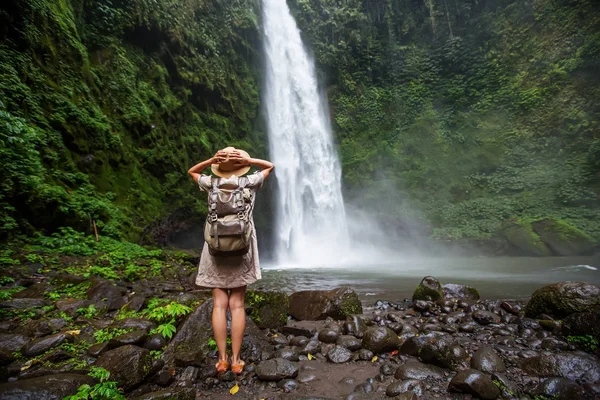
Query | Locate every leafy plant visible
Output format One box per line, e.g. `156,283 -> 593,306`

93,328 -> 130,344
566,335 -> 599,352
77,304 -> 98,319
64,367 -> 125,400
142,299 -> 191,339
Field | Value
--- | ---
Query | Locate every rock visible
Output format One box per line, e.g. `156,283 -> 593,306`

449,369 -> 501,399
412,276 -> 443,302
525,282 -> 600,318
386,379 -> 425,397
337,335 -> 361,351
246,290 -> 289,329
399,333 -> 441,356
522,353 -> 600,383
394,362 -> 444,380
344,315 -> 367,338
22,332 -> 73,357
131,388 -> 196,400
143,334 -> 167,351
412,300 -> 431,312
87,281 -> 126,311
109,330 -> 147,347
274,346 -> 300,361
562,310 -> 600,343
500,301 -> 521,315
32,318 -> 68,337
94,345 -> 154,390
442,284 -> 480,301
277,378 -> 298,392
289,288 -> 362,320
327,346 -> 353,363
502,222 -> 553,256
300,339 -> 321,356
471,346 -> 506,373
491,372 -> 519,398
0,334 -> 29,352
88,342 -> 111,357
110,318 -> 156,333
0,373 -> 95,399
0,298 -> 45,310
531,377 -> 585,400
473,310 -> 501,325
55,299 -> 92,317
358,349 -> 374,360
290,336 -> 309,347
0,348 -> 15,366
280,325 -> 313,337
176,366 -> 199,387
318,326 -> 341,344
361,327 -> 401,354
532,219 -> 597,256
419,336 -> 469,370
539,319 -> 561,332
255,358 -> 299,381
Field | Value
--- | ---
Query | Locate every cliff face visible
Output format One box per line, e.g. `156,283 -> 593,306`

0,0 -> 265,243
1,0 -> 599,248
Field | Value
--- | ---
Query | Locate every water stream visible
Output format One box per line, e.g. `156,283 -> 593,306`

262,0 -> 349,267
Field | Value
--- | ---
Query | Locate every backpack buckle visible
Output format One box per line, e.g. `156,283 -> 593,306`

209,214 -> 218,222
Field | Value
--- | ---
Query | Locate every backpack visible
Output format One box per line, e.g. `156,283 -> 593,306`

203,176 -> 253,257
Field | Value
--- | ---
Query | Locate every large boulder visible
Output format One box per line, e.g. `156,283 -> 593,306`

442,284 -> 480,301
289,288 -> 362,321
412,276 -> 443,302
246,290 -> 289,329
361,327 -> 401,354
501,222 -> 553,256
86,281 -> 126,311
532,219 -> 597,256
522,353 -> 600,384
255,358 -> 299,381
562,310 -> 600,343
0,373 -> 95,399
448,369 -> 501,400
94,345 -> 154,391
525,282 -> 600,319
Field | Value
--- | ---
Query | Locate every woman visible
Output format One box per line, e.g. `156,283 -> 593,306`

188,147 -> 273,374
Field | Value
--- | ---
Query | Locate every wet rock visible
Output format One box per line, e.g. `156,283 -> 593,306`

0,298 -> 45,310
358,349 -> 374,360
522,353 -> 600,383
110,318 -> 156,332
492,372 -> 519,398
280,325 -> 313,337
274,346 -> 300,361
87,342 -> 111,357
289,288 -> 362,320
290,336 -> 309,347
500,301 -> 521,315
0,334 -> 29,352
143,334 -> 167,351
123,294 -> 146,313
0,348 -> 15,366
32,318 -> 68,338
176,366 -> 199,387
399,334 -> 431,356
361,327 -> 400,354
448,368 -> 501,400
54,299 -> 92,318
12,283 -> 48,299
246,290 -> 289,329
532,218 -> 597,256
94,345 -> 153,390
0,373 -> 95,399
386,379 -> 425,397
419,336 -> 469,370
471,346 -> 506,373
412,300 -> 431,312
255,358 -> 299,381
412,276 -> 443,302
394,362 -> 444,380
531,377 -> 585,400
459,322 -> 477,333
109,330 -> 147,348
473,310 -> 501,325
379,363 -> 395,376
337,335 -> 361,351
525,282 -> 600,319
131,388 -> 196,400
318,326 -> 341,344
22,332 -> 73,357
87,281 -> 126,311
344,315 -> 368,338
270,334 -> 289,345
327,346 -> 353,363
277,378 -> 298,392
562,310 -> 600,343
300,339 -> 321,356
442,283 -> 480,301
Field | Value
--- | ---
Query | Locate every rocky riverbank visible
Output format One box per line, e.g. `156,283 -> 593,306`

0,250 -> 599,399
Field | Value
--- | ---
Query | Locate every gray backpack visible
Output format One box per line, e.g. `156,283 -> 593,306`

203,177 -> 253,256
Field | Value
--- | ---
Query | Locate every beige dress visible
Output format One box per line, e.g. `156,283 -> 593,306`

195,171 -> 264,289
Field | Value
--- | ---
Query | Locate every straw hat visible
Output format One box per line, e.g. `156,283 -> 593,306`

211,147 -> 251,178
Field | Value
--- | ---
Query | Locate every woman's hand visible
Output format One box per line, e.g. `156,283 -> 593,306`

228,150 -> 251,166
213,150 -> 228,164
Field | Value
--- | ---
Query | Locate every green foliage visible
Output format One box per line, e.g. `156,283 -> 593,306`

0,276 -> 15,285
93,328 -> 131,344
64,367 -> 125,400
143,298 -> 191,339
207,337 -> 231,351
566,335 -> 599,352
77,304 -> 98,319
46,282 -> 91,301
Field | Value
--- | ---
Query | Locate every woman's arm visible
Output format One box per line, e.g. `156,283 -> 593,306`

187,150 -> 226,182
230,151 -> 274,179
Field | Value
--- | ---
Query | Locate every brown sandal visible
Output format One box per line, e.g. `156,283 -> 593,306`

231,360 -> 245,374
215,360 -> 229,373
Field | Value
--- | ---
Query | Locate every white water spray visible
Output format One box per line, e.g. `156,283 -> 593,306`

261,0 -> 349,266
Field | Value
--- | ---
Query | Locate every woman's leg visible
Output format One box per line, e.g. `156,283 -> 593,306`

212,288 -> 229,363
229,285 -> 247,365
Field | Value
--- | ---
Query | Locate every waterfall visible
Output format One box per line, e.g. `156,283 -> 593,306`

261,0 -> 349,266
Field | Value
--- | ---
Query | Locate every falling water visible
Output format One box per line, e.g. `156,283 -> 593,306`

261,0 -> 349,266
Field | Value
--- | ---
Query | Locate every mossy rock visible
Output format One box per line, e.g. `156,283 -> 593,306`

412,276 -> 443,302
289,288 -> 362,321
501,221 -> 553,256
531,219 -> 597,256
525,282 -> 600,319
246,290 -> 289,329
442,284 -> 480,301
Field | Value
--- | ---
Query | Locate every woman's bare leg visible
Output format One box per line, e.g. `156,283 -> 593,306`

212,288 -> 229,363
229,286 -> 246,365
